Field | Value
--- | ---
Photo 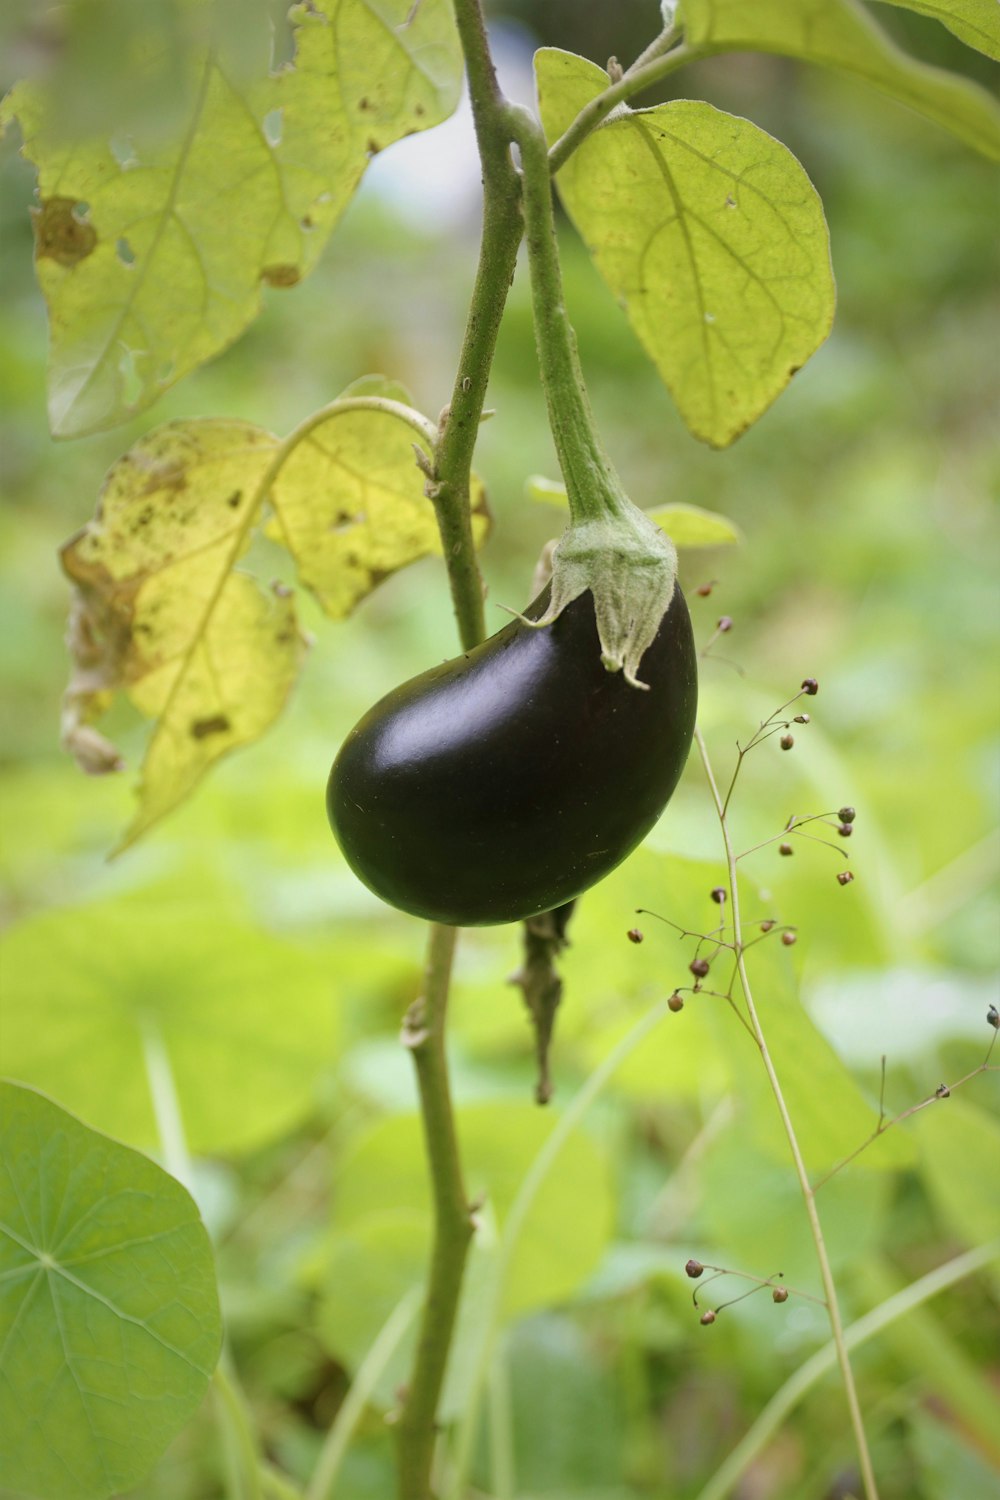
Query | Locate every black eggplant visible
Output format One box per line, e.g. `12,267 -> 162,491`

327,583 -> 697,925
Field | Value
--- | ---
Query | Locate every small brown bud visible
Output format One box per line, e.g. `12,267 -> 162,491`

838,806 -> 856,823
668,992 -> 685,1013
837,823 -> 853,837
780,734 -> 794,751
627,928 -> 644,944
710,886 -> 727,904
801,678 -> 819,695
935,1083 -> 951,1099
772,1286 -> 789,1304
988,1004 -> 999,1030
779,842 -> 794,856
717,616 -> 733,633
836,871 -> 855,886
781,930 -> 797,947
685,1259 -> 704,1278
760,919 -> 776,932
700,1309 -> 716,1326
689,957 -> 710,978
695,580 -> 717,597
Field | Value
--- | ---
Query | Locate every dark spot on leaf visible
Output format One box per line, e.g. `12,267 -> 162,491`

301,214 -> 313,229
358,96 -> 371,111
262,263 -> 300,288
414,103 -> 425,117
227,490 -> 242,509
725,195 -> 736,208
31,197 -> 97,268
191,714 -> 231,740
116,237 -> 135,266
367,138 -> 381,156
788,365 -> 801,377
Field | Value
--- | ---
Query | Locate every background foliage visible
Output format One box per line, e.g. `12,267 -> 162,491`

1,2 -> 998,1497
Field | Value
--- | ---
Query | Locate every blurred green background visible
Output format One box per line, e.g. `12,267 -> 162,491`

1,3 -> 998,1498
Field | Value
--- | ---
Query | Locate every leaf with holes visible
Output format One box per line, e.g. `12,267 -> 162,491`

682,0 -> 1000,155
269,400 -> 490,618
0,901 -> 340,1156
536,49 -> 836,448
0,0 -> 462,437
0,1081 -> 221,1500
60,418 -> 305,851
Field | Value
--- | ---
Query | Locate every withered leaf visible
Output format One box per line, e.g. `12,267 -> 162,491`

61,419 -> 305,851
269,401 -> 490,619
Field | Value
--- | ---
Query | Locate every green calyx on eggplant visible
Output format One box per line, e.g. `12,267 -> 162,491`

327,561 -> 698,927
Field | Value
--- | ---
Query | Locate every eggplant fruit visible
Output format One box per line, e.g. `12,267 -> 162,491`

327,583 -> 697,925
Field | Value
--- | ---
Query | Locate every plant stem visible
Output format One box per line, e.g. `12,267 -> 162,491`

694,726 -> 880,1500
431,0 -> 524,651
307,1288 -> 422,1500
447,994 -> 672,1498
396,923 -> 475,1500
505,105 -> 629,527
694,1240 -> 999,1500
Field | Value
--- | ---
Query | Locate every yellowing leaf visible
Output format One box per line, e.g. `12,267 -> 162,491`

682,0 -> 1000,158
644,502 -> 743,547
270,400 -> 490,618
61,419 -> 305,850
1,0 -> 462,437
527,475 -> 741,548
60,396 -> 486,848
537,50 -> 836,448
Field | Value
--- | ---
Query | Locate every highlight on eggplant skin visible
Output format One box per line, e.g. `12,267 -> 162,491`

326,584 -> 698,926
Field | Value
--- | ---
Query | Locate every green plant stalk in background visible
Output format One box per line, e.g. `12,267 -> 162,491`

695,726 -> 879,1500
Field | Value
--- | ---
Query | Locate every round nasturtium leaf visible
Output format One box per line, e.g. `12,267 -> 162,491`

0,901 -> 339,1157
0,1082 -> 222,1499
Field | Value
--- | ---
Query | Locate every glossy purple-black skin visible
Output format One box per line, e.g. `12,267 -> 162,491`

327,584 -> 698,926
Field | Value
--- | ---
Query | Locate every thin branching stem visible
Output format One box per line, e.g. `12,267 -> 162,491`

812,1030 -> 999,1190
694,726 -> 880,1500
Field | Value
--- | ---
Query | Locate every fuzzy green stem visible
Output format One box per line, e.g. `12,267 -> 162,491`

506,105 -> 627,526
395,923 -> 475,1500
694,727 -> 880,1500
429,0 -> 523,651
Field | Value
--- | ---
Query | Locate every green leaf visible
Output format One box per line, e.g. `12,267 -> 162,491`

536,49 -> 836,448
711,938 -> 915,1175
909,1409 -> 1000,1500
912,1096 -> 1000,1245
333,1103 -> 615,1321
1,0 -> 462,437
526,475 -> 741,547
873,0 -> 1000,62
60,419 -> 305,851
320,1102 -> 616,1407
269,400 -> 490,618
0,1082 -> 221,1499
699,1127 -> 889,1286
682,0 -> 1000,159
0,901 -> 339,1156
